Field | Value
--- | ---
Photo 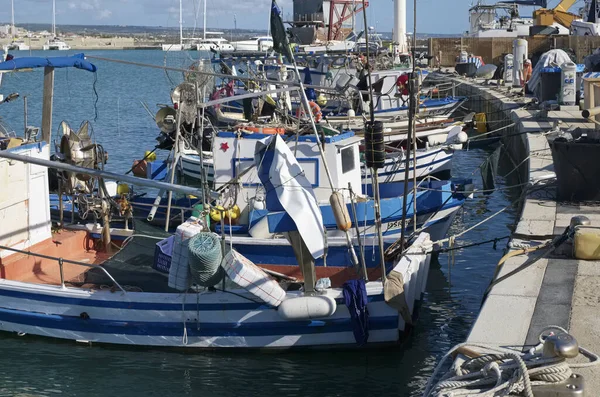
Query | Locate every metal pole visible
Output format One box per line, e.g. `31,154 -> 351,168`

400,75 -> 414,251
361,0 -> 385,280
58,178 -> 64,226
165,103 -> 183,231
411,0 -> 418,232
41,67 -> 54,144
0,150 -> 205,197
196,79 -> 210,216
58,258 -> 65,289
349,182 -> 367,280
23,96 -> 27,137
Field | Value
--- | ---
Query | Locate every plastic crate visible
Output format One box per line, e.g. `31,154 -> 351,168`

153,235 -> 175,273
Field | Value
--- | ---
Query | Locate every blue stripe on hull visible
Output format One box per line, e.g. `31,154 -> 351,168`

0,306 -> 398,337
0,288 -> 384,311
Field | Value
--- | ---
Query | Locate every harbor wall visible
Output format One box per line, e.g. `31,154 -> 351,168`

429,36 -> 600,67
2,36 -> 137,50
438,74 -> 600,389
454,79 -> 529,182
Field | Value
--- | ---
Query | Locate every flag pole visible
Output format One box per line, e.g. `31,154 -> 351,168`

270,0 -> 360,272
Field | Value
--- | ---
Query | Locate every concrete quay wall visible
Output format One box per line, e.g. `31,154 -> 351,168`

442,74 -> 600,390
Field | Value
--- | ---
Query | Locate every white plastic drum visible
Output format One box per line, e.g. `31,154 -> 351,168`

221,250 -> 286,307
561,62 -> 577,106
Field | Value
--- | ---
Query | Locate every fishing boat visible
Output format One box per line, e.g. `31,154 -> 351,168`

0,54 -> 442,349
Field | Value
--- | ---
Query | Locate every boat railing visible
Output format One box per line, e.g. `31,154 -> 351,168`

0,243 -> 126,293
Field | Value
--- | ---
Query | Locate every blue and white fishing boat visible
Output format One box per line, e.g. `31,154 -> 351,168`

0,116 -> 437,350
0,52 -> 459,350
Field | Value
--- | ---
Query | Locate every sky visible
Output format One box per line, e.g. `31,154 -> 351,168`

1,0 -> 574,34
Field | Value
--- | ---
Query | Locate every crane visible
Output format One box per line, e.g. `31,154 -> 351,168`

533,0 -> 579,29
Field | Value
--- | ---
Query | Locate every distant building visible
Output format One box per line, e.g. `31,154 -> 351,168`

0,25 -> 11,36
290,0 -> 368,44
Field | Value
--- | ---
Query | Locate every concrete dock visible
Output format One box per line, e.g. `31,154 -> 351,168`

438,72 -> 600,389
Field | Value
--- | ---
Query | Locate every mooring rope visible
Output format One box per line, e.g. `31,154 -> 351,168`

423,325 -> 600,397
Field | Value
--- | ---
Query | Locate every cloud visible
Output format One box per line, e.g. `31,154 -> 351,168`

65,0 -> 113,20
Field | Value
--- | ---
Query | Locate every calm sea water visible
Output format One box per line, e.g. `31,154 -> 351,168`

0,50 -> 519,397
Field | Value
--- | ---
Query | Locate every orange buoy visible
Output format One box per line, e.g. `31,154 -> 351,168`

330,192 -> 351,231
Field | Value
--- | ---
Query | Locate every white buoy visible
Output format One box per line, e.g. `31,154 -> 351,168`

393,0 -> 407,63
278,295 -> 337,320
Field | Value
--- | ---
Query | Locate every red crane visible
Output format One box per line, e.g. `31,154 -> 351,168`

327,0 -> 369,41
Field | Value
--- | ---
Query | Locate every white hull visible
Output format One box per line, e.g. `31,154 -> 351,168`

365,148 -> 454,184
231,37 -> 273,52
196,43 -> 234,52
43,41 -> 70,51
161,44 -> 191,51
6,42 -> 29,51
0,233 -> 433,349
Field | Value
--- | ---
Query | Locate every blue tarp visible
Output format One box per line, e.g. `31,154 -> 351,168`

0,53 -> 97,72
343,279 -> 370,346
303,66 -> 316,101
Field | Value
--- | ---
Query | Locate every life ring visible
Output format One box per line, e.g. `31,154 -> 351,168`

295,101 -> 322,122
236,125 -> 286,135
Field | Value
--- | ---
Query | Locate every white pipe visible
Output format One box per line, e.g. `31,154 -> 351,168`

0,149 -> 204,197
393,0 -> 407,57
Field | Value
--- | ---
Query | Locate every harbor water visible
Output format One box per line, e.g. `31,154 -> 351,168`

0,51 -> 519,396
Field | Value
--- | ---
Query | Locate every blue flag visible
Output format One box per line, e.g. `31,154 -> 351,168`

270,0 -> 293,63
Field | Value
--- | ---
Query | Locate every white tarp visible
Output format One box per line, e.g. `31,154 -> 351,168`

255,134 -> 325,259
527,49 -> 572,94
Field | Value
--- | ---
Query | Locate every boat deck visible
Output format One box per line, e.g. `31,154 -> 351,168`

1,218 -> 376,292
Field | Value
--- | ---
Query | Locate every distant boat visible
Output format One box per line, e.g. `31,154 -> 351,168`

231,36 -> 273,52
43,0 -> 70,51
195,36 -> 234,52
43,39 -> 71,51
6,41 -> 29,51
161,0 -> 191,51
6,0 -> 29,51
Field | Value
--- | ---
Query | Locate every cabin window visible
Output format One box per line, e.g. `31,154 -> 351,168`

341,146 -> 355,174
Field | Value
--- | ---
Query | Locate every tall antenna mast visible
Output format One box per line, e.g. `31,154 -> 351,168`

52,0 -> 56,37
179,0 -> 183,46
203,0 -> 207,40
10,0 -> 14,38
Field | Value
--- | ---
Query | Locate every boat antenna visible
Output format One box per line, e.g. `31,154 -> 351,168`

360,0 -> 387,282
399,0 -> 417,252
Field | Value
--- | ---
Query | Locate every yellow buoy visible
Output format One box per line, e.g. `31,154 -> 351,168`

210,206 -> 225,222
145,150 -> 157,162
574,227 -> 600,260
474,113 -> 488,133
329,192 -> 352,232
117,183 -> 130,195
